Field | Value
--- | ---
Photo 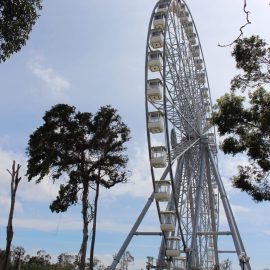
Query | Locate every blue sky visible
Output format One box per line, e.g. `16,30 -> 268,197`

0,0 -> 270,269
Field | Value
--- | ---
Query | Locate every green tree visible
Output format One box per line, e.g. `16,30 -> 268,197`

0,1 -> 42,62
23,250 -> 52,270
212,35 -> 270,201
26,104 -> 130,270
10,246 -> 26,270
57,252 -> 75,269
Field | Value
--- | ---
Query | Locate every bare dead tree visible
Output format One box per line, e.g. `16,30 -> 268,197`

2,161 -> 22,270
218,0 -> 251,47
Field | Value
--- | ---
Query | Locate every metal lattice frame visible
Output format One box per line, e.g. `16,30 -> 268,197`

110,1 -> 251,270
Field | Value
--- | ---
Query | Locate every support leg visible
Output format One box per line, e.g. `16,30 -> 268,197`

207,147 -> 251,270
109,193 -> 155,270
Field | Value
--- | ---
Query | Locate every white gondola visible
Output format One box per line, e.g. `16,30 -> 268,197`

148,50 -> 163,72
186,31 -> 196,40
147,79 -> 163,100
153,12 -> 166,30
210,144 -> 218,156
181,17 -> 190,28
157,2 -> 169,13
194,58 -> 203,70
207,133 -> 214,141
204,119 -> 212,130
160,211 -> 176,232
151,146 -> 167,168
173,2 -> 186,16
190,45 -> 200,57
204,101 -> 211,113
214,194 -> 218,204
205,105 -> 211,112
166,237 -> 181,257
179,8 -> 188,19
180,14 -> 189,26
201,87 -> 208,98
173,256 -> 186,270
204,100 -> 210,108
148,111 -> 164,133
184,22 -> 193,36
150,29 -> 164,49
198,72 -> 206,84
208,255 -> 214,262
154,180 -> 171,201
189,36 -> 197,45
211,177 -> 218,189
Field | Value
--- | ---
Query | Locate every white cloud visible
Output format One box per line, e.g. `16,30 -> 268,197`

94,254 -> 113,267
0,145 -> 59,215
0,217 -> 81,232
98,220 -> 158,234
0,214 -> 157,234
28,59 -> 70,100
231,204 -> 250,214
218,152 -> 249,195
219,202 -> 250,226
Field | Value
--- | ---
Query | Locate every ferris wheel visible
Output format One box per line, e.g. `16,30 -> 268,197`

110,1 -> 251,270
145,0 -> 217,268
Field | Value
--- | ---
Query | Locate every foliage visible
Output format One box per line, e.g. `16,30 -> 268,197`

26,104 -> 130,270
93,257 -> 107,270
26,104 -> 130,198
231,35 -> 270,91
0,246 -> 108,270
117,251 -> 134,270
0,0 -> 42,62
212,36 -> 270,201
57,253 -> 76,269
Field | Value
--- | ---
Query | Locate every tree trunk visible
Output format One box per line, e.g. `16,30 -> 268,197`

3,161 -> 21,270
89,182 -> 100,270
79,182 -> 89,270
3,219 -> 14,270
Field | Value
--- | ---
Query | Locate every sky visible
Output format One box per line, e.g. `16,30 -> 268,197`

0,0 -> 270,269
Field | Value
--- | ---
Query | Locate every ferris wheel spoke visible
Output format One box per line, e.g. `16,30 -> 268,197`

164,97 -> 199,137
164,41 -> 197,122
167,11 -> 198,111
170,136 -> 200,162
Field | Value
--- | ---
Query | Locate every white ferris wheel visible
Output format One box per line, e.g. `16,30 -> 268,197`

110,1 -> 251,270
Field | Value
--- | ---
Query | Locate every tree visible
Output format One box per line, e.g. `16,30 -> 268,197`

12,246 -> 26,270
0,249 -> 7,268
24,250 -> 52,270
2,161 -> 22,270
0,1 -> 42,62
220,259 -> 232,270
57,252 -> 75,269
117,251 -> 134,270
212,35 -> 270,201
93,257 -> 107,270
26,104 -> 130,270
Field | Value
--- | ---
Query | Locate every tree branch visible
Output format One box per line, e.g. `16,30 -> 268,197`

218,0 -> 251,47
